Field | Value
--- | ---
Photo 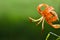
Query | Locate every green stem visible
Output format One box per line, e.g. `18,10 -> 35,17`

46,33 -> 50,40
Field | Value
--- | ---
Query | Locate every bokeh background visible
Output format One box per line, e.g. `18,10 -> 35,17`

0,0 -> 60,40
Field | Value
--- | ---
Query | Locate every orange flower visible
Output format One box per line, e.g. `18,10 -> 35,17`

29,4 -> 60,31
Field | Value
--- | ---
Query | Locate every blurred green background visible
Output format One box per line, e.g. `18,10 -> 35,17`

0,0 -> 60,40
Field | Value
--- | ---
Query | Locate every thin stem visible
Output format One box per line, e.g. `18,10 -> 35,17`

45,32 -> 60,40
